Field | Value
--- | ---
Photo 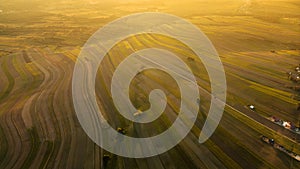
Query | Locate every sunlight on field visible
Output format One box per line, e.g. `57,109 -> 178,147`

0,0 -> 299,168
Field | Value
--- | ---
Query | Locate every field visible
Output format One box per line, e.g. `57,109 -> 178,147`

0,0 -> 300,168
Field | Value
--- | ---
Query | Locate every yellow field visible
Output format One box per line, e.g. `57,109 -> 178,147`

0,0 -> 299,169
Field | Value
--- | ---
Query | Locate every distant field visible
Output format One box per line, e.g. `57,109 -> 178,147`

0,0 -> 299,168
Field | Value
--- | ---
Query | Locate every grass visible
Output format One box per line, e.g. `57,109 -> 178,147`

21,127 -> 41,169
0,55 -> 15,102
204,139 -> 242,169
12,53 -> 29,81
250,84 -> 298,105
0,125 -> 8,166
25,63 -> 41,77
39,141 -> 55,169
